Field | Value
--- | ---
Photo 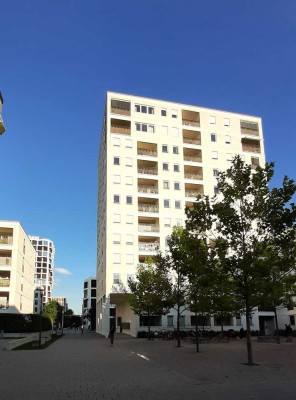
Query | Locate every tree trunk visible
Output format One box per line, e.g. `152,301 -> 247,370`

148,313 -> 151,340
221,319 -> 224,334
177,305 -> 181,347
274,306 -> 280,344
195,311 -> 199,353
245,304 -> 254,365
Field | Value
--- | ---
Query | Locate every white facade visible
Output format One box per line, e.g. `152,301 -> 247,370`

83,277 -> 96,315
0,221 -> 36,313
97,92 -> 291,337
29,236 -> 55,312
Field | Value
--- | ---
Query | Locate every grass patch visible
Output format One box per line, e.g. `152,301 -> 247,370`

12,334 -> 62,350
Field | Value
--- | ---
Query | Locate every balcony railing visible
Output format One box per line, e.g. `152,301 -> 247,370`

138,185 -> 158,194
111,125 -> 131,135
0,278 -> 10,287
137,148 -> 157,157
138,167 -> 158,175
184,173 -> 203,180
138,242 -> 159,251
0,302 -> 9,309
111,106 -> 130,116
185,190 -> 202,197
184,155 -> 202,163
182,119 -> 200,127
138,224 -> 160,232
183,137 -> 201,145
0,237 -> 13,245
138,204 -> 159,213
0,257 -> 12,266
242,144 -> 261,153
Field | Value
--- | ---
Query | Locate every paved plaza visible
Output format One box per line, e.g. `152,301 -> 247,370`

1,332 -> 296,400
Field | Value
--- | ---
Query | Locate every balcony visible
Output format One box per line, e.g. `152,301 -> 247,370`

240,121 -> 259,137
0,292 -> 9,309
0,277 -> 10,287
242,138 -> 261,154
138,242 -> 159,252
185,183 -> 204,197
138,185 -> 158,194
110,118 -> 131,135
185,190 -> 203,198
182,110 -> 200,127
183,129 -> 201,146
184,155 -> 202,163
138,167 -> 158,175
184,166 -> 203,181
138,204 -> 159,213
184,173 -> 203,180
137,141 -> 157,158
111,99 -> 131,116
183,148 -> 202,163
138,159 -> 158,176
138,224 -> 160,233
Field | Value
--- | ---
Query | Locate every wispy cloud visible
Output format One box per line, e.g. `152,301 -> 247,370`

55,267 -> 72,276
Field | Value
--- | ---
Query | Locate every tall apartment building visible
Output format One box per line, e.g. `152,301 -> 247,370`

97,92 -> 290,337
29,236 -> 55,313
0,221 -> 36,313
0,91 -> 5,135
83,277 -> 96,315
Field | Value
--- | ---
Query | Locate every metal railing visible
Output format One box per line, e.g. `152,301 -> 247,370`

184,173 -> 203,180
0,236 -> 13,245
138,185 -> 158,194
138,243 -> 159,251
138,224 -> 160,232
0,278 -> 10,287
184,155 -> 202,162
183,137 -> 201,145
137,148 -> 157,157
138,204 -> 159,213
111,106 -> 130,116
182,119 -> 200,127
0,257 -> 12,265
138,167 -> 158,175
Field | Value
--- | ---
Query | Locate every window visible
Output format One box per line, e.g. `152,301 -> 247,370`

161,109 -> 167,117
113,254 -> 121,264
213,169 -> 219,177
173,164 -> 180,172
175,200 -> 181,209
125,138 -> 133,148
163,181 -> 170,189
164,218 -> 171,227
113,175 -> 121,184
211,133 -> 217,142
126,196 -> 133,205
172,109 -> 178,118
179,316 -> 185,326
164,199 -> 170,208
126,234 -> 134,244
114,195 -> 120,203
167,316 -> 174,327
125,157 -> 133,166
126,176 -> 133,185
174,182 -> 180,190
161,125 -> 168,135
114,157 -> 120,165
135,104 -> 154,114
226,153 -> 233,161
225,135 -> 231,144
214,186 -> 219,195
171,127 -> 179,137
113,234 -> 121,244
113,214 -> 121,223
236,316 -> 242,326
149,107 -> 154,114
163,163 -> 169,171
251,157 -> 259,167
224,118 -> 230,126
162,145 -> 168,153
211,151 -> 218,160
126,254 -> 134,264
126,215 -> 133,224
113,137 -> 121,146
113,273 -> 121,284
175,218 -> 182,226
135,123 -> 155,133
173,146 -> 179,154
209,115 -> 216,124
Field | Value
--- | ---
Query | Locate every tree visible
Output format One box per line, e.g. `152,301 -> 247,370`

128,259 -> 172,339
64,309 -> 74,316
186,156 -> 296,365
43,301 -> 59,328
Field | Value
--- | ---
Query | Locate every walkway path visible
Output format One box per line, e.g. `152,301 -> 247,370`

1,332 -> 296,400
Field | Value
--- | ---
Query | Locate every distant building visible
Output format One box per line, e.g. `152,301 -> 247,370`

83,277 -> 96,315
0,221 -> 35,313
29,236 -> 55,313
52,296 -> 68,311
0,91 -> 5,135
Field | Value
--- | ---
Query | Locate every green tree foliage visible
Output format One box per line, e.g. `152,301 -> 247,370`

43,301 -> 59,328
128,259 -> 172,339
186,156 -> 296,365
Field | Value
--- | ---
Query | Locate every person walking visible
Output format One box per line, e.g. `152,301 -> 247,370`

81,323 -> 84,334
109,325 -> 115,346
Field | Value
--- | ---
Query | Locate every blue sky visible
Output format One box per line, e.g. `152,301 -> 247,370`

1,0 -> 296,314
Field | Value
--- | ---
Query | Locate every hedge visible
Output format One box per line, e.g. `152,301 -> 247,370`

0,313 -> 52,333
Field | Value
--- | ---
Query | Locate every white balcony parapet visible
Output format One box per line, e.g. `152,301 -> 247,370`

0,236 -> 13,245
184,155 -> 202,162
138,185 -> 158,194
0,277 -> 10,287
185,190 -> 202,197
182,119 -> 200,127
137,148 -> 157,157
138,242 -> 159,251
138,224 -> 160,232
0,257 -> 12,266
138,167 -> 158,175
183,138 -> 201,145
138,204 -> 159,213
184,173 -> 203,180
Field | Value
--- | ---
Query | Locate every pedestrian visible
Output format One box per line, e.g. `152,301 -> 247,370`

81,324 -> 84,334
108,325 -> 115,346
239,327 -> 245,339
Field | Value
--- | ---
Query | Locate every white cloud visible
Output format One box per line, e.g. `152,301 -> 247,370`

55,267 -> 72,276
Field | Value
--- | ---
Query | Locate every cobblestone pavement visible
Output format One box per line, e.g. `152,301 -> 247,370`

1,332 -> 296,400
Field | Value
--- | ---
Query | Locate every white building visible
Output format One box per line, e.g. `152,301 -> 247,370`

0,221 -> 36,313
83,277 -> 96,315
29,236 -> 55,313
96,92 -> 291,337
